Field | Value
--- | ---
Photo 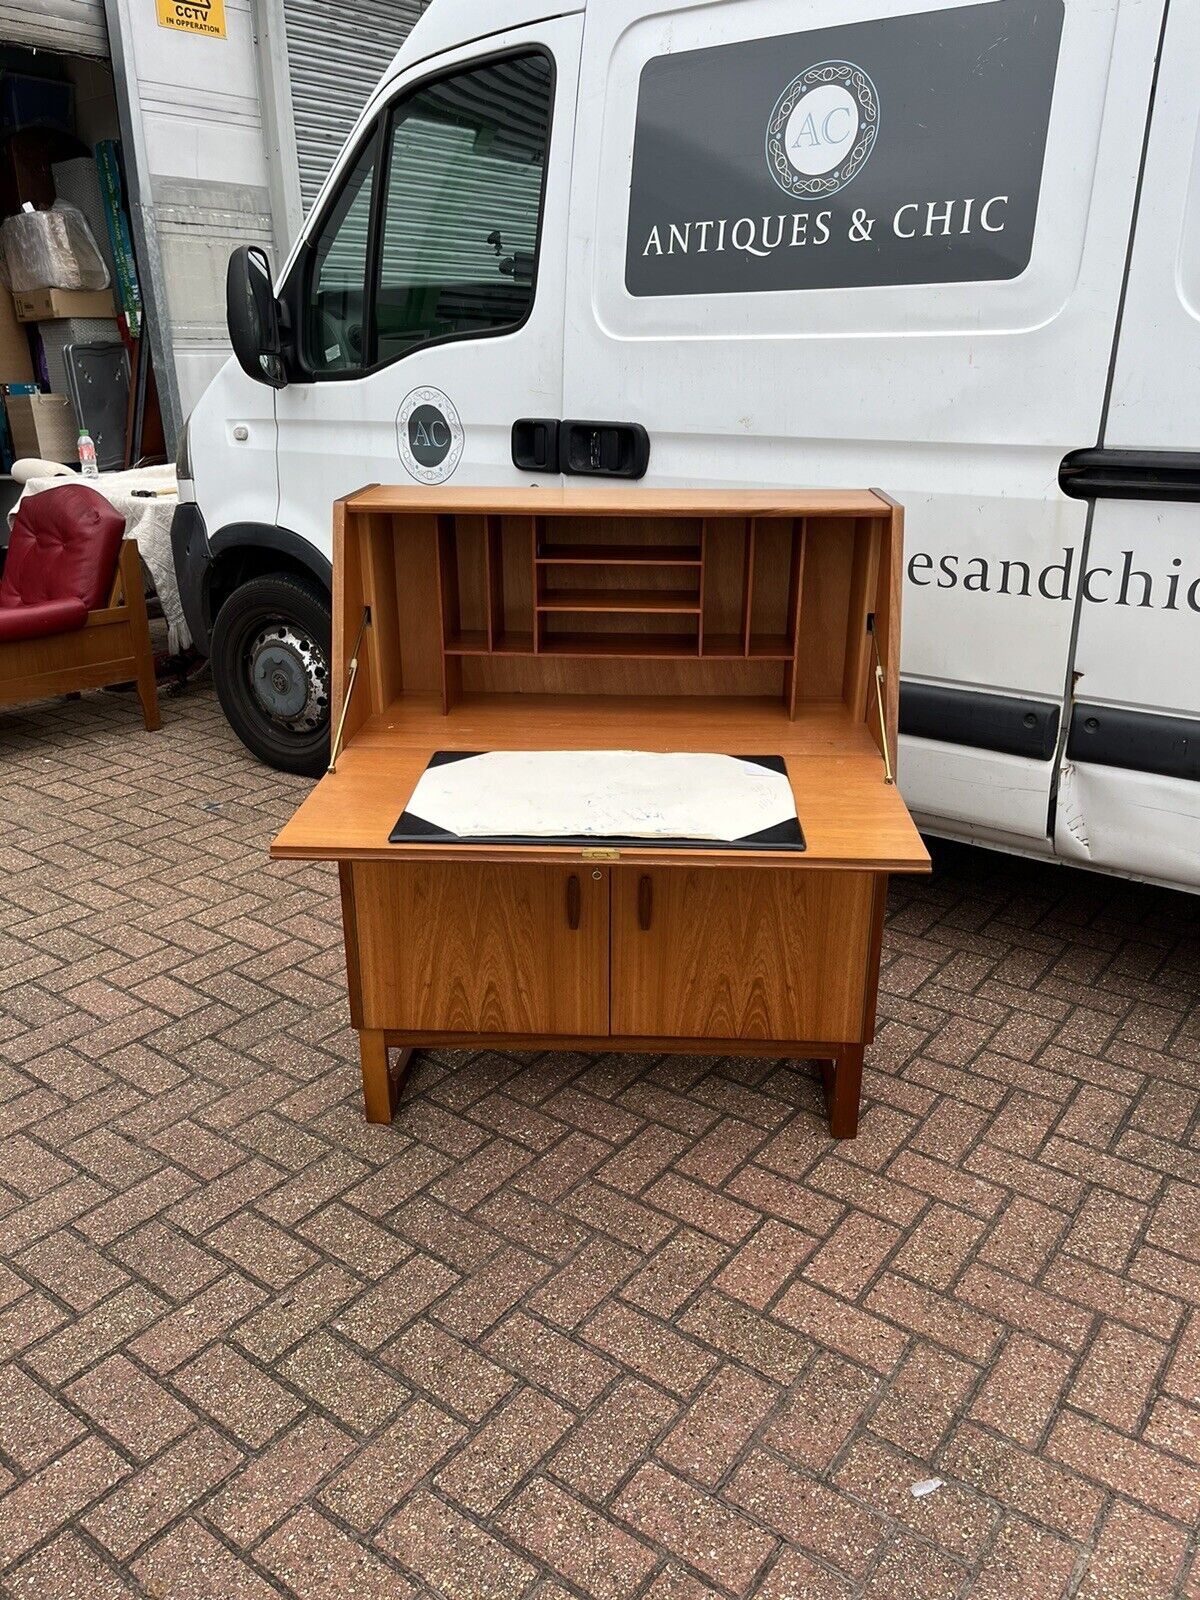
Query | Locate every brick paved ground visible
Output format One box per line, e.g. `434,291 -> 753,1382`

1,681 -> 1198,1600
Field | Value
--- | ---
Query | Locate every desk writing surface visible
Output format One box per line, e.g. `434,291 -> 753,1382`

271,695 -> 930,872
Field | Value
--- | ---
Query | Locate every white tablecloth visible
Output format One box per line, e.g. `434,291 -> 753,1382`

10,465 -> 189,652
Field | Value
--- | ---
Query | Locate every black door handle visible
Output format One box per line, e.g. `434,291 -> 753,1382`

512,417 -> 650,479
637,875 -> 652,931
512,418 -> 559,472
561,420 -> 650,479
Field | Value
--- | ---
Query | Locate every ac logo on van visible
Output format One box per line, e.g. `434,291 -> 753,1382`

766,61 -> 879,200
396,387 -> 464,484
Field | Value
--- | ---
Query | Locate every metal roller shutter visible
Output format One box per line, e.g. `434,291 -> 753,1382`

284,0 -> 428,213
0,0 -> 108,57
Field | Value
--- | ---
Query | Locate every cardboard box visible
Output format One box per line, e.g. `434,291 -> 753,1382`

0,289 -> 33,384
4,392 -> 77,463
12,286 -> 116,323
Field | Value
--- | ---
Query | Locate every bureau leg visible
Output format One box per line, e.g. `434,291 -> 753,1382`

823,1045 -> 864,1139
358,1031 -> 414,1124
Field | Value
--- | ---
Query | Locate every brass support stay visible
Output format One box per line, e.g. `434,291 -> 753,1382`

327,606 -> 371,774
870,624 -> 895,786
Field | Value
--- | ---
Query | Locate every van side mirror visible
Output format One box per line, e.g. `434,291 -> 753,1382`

226,245 -> 287,389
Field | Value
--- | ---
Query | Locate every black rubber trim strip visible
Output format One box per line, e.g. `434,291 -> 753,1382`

1059,448 -> 1200,503
1067,703 -> 1199,782
899,682 -> 1060,761
169,501 -> 211,653
208,522 -> 333,590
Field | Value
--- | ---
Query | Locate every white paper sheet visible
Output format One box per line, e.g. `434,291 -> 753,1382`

402,750 -> 797,841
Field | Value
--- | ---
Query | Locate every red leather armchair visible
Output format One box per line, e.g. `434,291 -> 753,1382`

0,483 -> 160,730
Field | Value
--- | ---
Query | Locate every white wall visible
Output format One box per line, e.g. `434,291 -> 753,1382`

106,0 -> 275,430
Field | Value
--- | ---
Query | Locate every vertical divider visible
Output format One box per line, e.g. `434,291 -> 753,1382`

841,516 -> 882,721
741,518 -> 756,656
435,513 -> 459,646
485,514 -> 504,651
531,515 -> 542,653
330,500 -> 373,750
697,518 -> 708,656
785,516 -> 809,719
363,511 -> 402,711
435,513 -> 462,714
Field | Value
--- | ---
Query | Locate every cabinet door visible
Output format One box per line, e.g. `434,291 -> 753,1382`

350,862 -> 608,1036
611,867 -> 876,1044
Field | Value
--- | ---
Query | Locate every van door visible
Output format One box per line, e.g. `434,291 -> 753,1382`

273,19 -> 580,556
1055,0 -> 1200,887
562,0 -> 1163,855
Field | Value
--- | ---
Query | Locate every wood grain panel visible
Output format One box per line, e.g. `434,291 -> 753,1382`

272,694 -> 928,871
485,515 -> 505,649
784,519 -> 809,719
385,513 -> 442,699
337,862 -> 364,1030
841,518 -> 882,721
500,515 -> 535,638
454,515 -> 489,636
795,517 -> 853,700
350,861 -> 609,1034
460,654 -> 782,699
347,486 -> 890,517
363,513 -> 403,710
611,867 -> 876,1041
0,615 -> 132,682
537,513 -> 704,555
331,498 -> 372,741
383,1030 -> 848,1055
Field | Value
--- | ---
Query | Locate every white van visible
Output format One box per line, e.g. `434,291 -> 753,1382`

172,0 -> 1200,892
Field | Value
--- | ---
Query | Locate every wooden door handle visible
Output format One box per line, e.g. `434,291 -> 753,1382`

637,875 -> 652,930
566,874 -> 581,930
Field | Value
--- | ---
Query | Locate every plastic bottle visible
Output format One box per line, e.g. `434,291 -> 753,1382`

77,428 -> 98,478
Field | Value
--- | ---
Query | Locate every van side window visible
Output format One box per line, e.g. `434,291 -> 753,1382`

373,52 -> 552,363
306,140 -> 376,374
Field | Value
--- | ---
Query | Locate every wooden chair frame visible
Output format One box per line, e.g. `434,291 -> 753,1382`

0,538 -> 161,730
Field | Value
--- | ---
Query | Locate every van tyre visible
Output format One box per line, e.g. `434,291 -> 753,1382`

211,573 -> 332,777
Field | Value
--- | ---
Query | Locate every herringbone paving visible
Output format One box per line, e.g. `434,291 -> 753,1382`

1,683 -> 1198,1599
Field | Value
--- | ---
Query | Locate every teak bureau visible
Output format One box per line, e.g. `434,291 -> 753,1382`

272,486 -> 930,1138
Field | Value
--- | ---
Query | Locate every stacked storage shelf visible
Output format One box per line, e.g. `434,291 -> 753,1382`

435,510 -> 831,716
535,531 -> 703,658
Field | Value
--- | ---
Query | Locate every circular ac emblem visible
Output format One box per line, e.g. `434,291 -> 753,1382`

765,60 -> 880,200
396,387 -> 464,484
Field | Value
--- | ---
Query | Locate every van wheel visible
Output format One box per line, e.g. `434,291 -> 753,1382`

211,573 -> 331,777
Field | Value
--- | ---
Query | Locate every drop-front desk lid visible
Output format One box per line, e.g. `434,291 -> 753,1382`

271,695 -> 930,873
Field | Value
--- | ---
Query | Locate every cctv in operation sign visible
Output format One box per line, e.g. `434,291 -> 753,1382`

156,0 -> 226,38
